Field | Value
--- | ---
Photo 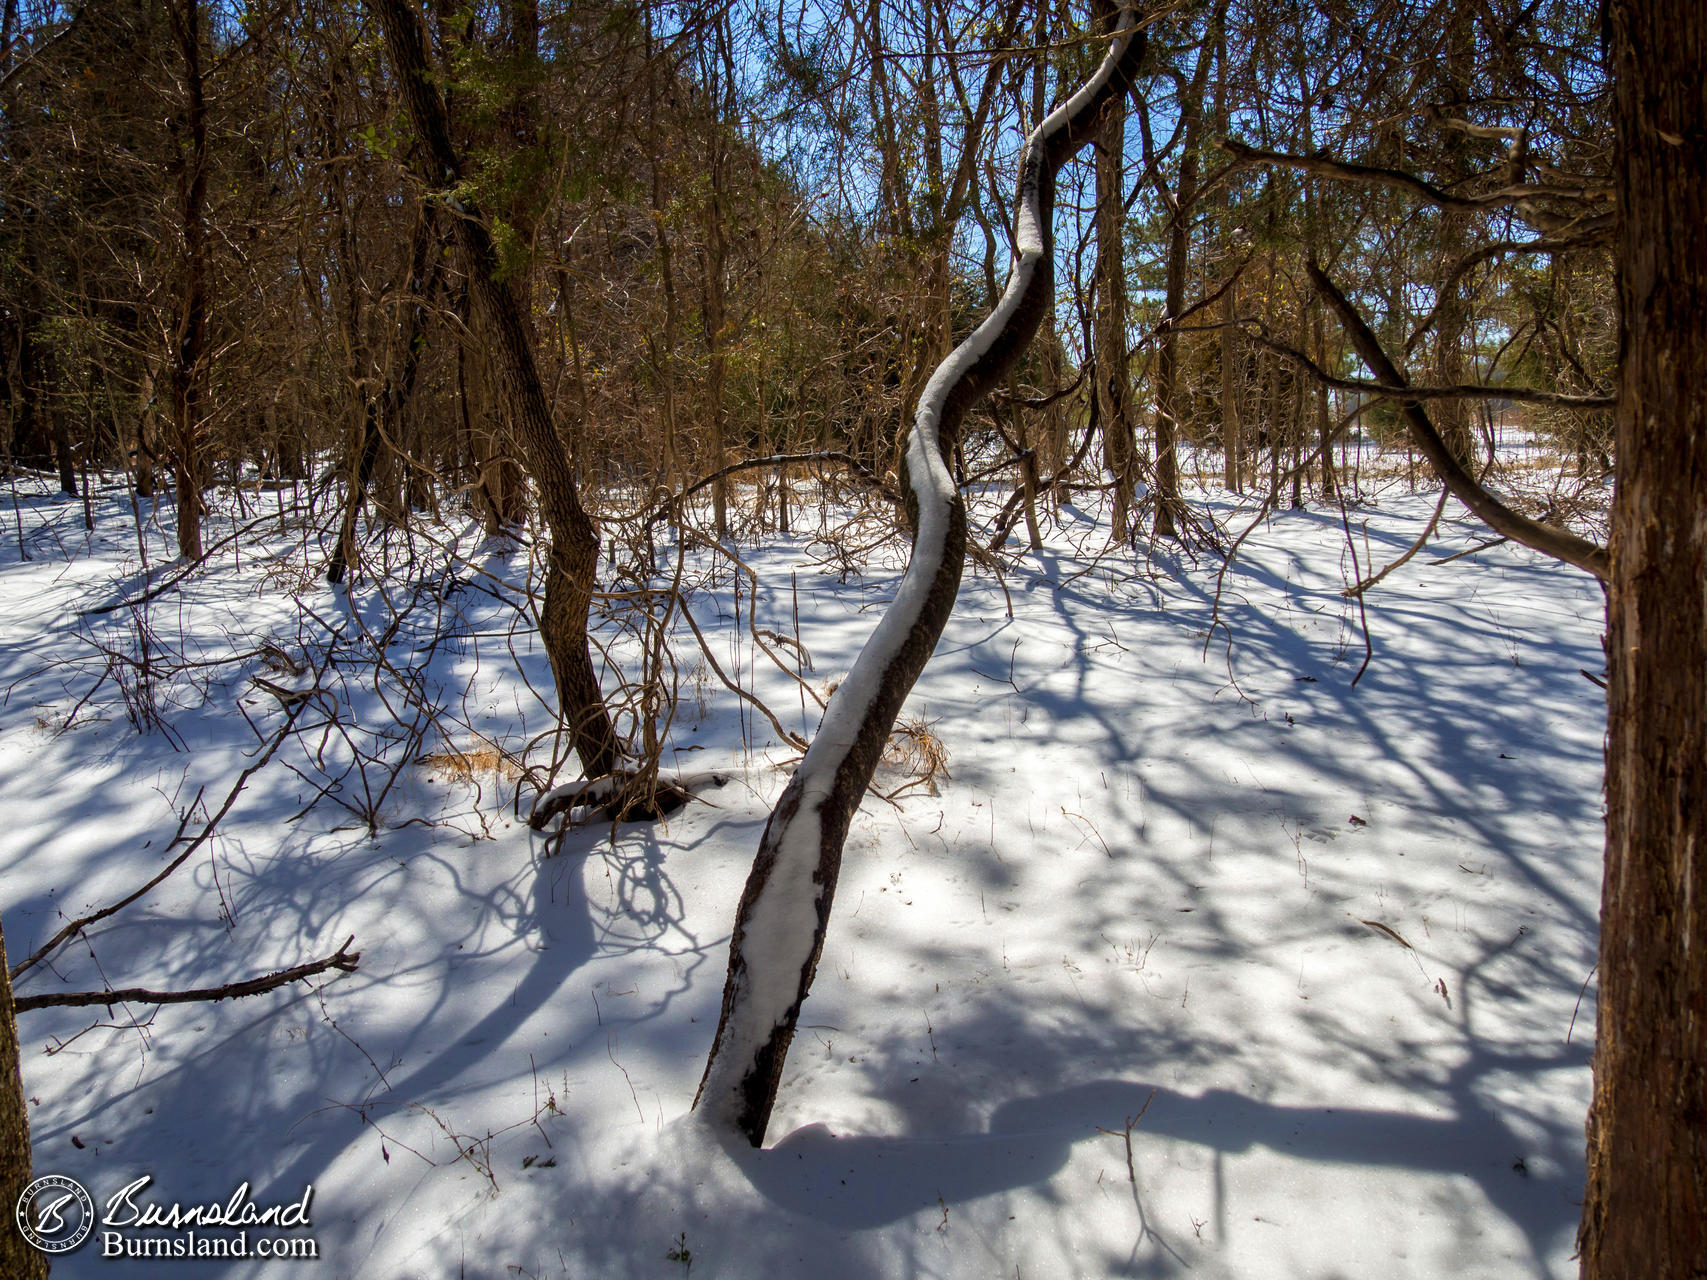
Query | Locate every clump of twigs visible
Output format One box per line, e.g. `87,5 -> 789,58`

879,716 -> 950,800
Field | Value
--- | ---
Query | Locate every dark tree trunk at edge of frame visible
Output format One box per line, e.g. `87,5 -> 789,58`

0,917 -> 49,1279
1578,2 -> 1707,1275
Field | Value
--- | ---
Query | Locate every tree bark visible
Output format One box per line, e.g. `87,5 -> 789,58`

1313,304 -> 1334,499
459,323 -> 526,535
1579,2 -> 1707,1275
0,917 -> 47,1280
1212,19 -> 1241,493
702,140 -> 731,539
371,0 -> 620,779
1430,19 -> 1476,470
49,408 -> 74,498
643,14 -> 682,517
1007,373 -> 1044,550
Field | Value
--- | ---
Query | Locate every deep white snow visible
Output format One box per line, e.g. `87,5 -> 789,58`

0,457 -> 1606,1279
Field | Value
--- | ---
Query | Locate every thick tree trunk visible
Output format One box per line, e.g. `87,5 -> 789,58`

1219,286 -> 1242,491
459,330 -> 526,535
1209,15 -> 1237,492
1579,2 -> 1707,1275
1313,305 -> 1335,499
0,918 -> 48,1280
646,142 -> 681,511
1294,56 -> 1333,504
49,412 -> 74,498
1007,375 -> 1044,550
1432,211 -> 1473,469
372,0 -> 619,780
6,312 -> 50,471
132,372 -> 157,500
652,216 -> 682,505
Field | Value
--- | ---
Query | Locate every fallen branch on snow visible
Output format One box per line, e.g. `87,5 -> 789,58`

529,768 -> 733,834
14,937 -> 359,1013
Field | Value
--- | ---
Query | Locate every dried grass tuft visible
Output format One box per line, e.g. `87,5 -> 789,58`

880,717 -> 950,799
417,746 -> 521,783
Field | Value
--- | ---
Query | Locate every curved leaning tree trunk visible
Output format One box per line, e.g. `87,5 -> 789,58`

371,0 -> 620,780
694,9 -> 1148,1147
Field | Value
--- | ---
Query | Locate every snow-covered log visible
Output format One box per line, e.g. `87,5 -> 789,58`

694,8 -> 1149,1146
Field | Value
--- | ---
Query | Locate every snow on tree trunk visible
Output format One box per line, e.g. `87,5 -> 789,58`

694,7 -> 1149,1147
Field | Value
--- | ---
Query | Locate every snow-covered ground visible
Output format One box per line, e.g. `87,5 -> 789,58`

0,466 -> 1607,1278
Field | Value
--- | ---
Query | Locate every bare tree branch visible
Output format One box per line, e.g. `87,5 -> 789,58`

14,938 -> 360,1013
1221,139 -> 1611,212
1309,261 -> 1610,581
1236,322 -> 1616,410
83,505 -> 308,616
1344,487 -> 1450,598
0,12 -> 84,93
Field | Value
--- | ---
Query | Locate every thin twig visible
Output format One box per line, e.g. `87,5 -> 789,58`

1429,536 -> 1509,565
1345,487 -> 1449,598
677,594 -> 809,751
1096,1088 -> 1158,1184
1337,501 -> 1376,686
